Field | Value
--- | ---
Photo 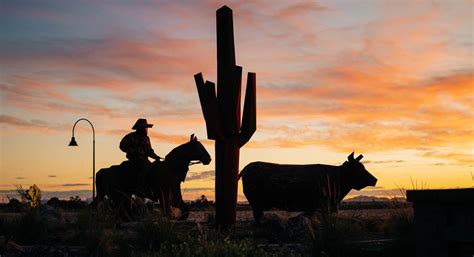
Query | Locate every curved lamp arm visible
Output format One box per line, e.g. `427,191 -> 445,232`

68,118 -> 96,201
70,118 -> 95,144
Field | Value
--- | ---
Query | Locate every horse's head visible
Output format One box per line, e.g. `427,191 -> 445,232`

185,134 -> 211,165
160,134 -> 211,184
165,134 -> 211,166
146,136 -> 210,216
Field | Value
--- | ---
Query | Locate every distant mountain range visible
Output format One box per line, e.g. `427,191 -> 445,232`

344,195 -> 406,202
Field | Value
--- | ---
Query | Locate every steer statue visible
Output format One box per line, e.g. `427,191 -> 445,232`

239,152 -> 377,223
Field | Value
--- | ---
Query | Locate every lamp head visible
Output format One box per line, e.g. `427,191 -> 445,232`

68,136 -> 78,146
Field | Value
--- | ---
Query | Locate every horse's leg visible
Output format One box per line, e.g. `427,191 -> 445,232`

174,183 -> 189,220
157,189 -> 170,218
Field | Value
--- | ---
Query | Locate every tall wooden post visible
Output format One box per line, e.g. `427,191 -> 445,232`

194,5 -> 256,229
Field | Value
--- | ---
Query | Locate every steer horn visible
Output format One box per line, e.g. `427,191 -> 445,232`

356,154 -> 363,161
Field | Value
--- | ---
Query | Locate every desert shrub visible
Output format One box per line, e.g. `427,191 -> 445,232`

131,217 -> 302,257
137,238 -> 289,257
308,213 -> 366,257
383,187 -> 415,239
125,216 -> 181,254
381,207 -> 416,257
13,209 -> 48,244
71,197 -> 188,256
71,201 -> 120,255
384,208 -> 413,237
204,211 -> 216,226
5,198 -> 27,212
45,196 -> 88,211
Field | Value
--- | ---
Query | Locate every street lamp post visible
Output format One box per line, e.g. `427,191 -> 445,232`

68,118 -> 95,201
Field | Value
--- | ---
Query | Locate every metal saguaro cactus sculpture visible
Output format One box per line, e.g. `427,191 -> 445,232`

194,5 -> 256,229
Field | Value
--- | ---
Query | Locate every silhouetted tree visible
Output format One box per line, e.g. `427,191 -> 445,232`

189,195 -> 214,208
65,196 -> 86,209
198,195 -> 211,207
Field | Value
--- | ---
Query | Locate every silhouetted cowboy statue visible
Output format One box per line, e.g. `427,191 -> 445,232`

95,118 -> 212,220
120,118 -> 162,186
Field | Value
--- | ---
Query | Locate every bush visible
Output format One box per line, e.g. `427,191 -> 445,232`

138,238 -> 290,257
382,208 -> 416,257
7,209 -> 49,244
308,213 -> 366,257
128,216 -> 181,253
69,200 -> 122,255
5,198 -> 26,212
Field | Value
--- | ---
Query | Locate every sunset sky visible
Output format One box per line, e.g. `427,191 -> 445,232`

1,0 -> 473,202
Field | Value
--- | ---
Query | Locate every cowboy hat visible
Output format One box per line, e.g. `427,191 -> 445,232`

132,118 -> 153,129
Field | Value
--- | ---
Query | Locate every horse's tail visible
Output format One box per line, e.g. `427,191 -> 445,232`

95,166 -> 117,203
95,168 -> 107,199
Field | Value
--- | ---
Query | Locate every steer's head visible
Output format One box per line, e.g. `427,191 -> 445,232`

343,152 -> 377,190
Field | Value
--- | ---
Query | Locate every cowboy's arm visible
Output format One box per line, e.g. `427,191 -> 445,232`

146,136 -> 162,160
148,149 -> 162,161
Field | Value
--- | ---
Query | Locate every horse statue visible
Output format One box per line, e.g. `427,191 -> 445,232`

95,134 -> 211,220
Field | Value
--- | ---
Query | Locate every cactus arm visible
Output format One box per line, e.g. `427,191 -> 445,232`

239,72 -> 256,147
231,65 -> 242,134
194,72 -> 221,140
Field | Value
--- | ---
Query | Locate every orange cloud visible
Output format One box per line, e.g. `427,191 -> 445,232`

247,70 -> 473,155
275,2 -> 328,18
422,151 -> 474,165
